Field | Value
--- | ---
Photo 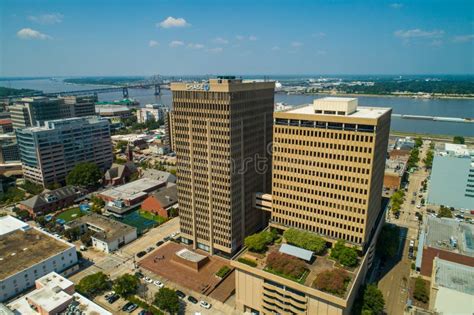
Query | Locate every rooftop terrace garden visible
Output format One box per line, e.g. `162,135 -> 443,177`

237,228 -> 362,298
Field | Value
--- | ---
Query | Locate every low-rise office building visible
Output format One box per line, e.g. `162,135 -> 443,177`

383,156 -> 408,190
427,143 -> 474,210
16,117 -> 113,187
141,183 -> 178,219
429,258 -> 474,315
61,95 -> 97,117
6,272 -> 111,315
0,119 -> 13,134
18,186 -> 85,217
97,178 -> 165,214
0,134 -> 20,163
0,216 -> 78,302
95,104 -> 132,119
65,213 -> 137,253
136,104 -> 167,123
415,216 -> 474,277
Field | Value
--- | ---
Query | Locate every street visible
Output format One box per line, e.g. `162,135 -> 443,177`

378,140 -> 431,315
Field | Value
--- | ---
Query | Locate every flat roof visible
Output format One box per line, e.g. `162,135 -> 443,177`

175,248 -> 207,263
68,213 -> 136,242
434,287 -> 474,315
0,228 -> 72,280
99,178 -> 163,201
36,272 -> 73,291
434,258 -> 474,295
424,217 -> 474,257
279,243 -> 313,261
285,104 -> 390,119
0,215 -> 29,236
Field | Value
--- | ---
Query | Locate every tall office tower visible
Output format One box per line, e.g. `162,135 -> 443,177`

164,110 -> 174,151
232,97 -> 392,315
171,77 -> 274,256
16,117 -> 113,187
271,97 -> 391,248
9,97 -> 66,129
61,95 -> 97,117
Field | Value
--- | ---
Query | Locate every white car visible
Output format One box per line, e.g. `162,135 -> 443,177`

144,277 -> 153,284
199,300 -> 212,309
154,280 -> 164,288
416,204 -> 422,209
409,240 -> 415,247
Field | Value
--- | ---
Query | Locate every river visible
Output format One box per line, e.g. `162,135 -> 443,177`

2,79 -> 473,136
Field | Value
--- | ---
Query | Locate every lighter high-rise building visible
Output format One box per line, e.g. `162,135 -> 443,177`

232,97 -> 391,315
271,97 -> 391,248
16,117 -> 113,187
171,77 -> 274,256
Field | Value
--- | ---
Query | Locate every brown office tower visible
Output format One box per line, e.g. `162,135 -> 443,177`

171,77 -> 274,257
271,97 -> 391,249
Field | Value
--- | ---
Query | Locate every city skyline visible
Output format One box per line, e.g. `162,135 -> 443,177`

1,0 -> 473,76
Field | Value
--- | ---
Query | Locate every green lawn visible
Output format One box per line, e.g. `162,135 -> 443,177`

138,210 -> 167,224
56,207 -> 83,222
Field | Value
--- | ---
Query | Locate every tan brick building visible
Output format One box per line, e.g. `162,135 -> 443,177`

171,77 -> 274,256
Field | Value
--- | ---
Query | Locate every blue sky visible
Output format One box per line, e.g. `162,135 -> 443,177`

1,0 -> 473,76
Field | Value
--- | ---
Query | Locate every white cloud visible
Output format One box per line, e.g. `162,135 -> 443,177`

390,3 -> 403,9
17,28 -> 52,40
158,17 -> 190,28
28,13 -> 63,24
453,34 -> 474,43
271,46 -> 280,51
213,37 -> 229,44
207,47 -> 223,53
249,35 -> 257,41
291,41 -> 303,47
149,40 -> 159,47
188,43 -> 204,49
312,32 -> 326,38
394,29 -> 444,39
169,40 -> 184,47
236,35 -> 257,41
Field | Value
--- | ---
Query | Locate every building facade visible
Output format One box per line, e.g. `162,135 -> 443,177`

0,216 -> 79,302
0,134 -> 20,163
62,95 -> 97,117
136,104 -> 167,123
172,77 -> 274,256
15,117 -> 113,187
9,97 -> 66,129
164,110 -> 175,151
270,98 -> 391,248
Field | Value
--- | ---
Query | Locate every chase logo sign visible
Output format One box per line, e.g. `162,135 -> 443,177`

186,83 -> 210,91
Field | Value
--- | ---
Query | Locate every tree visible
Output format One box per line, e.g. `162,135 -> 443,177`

362,284 -> 385,315
80,230 -> 95,246
453,136 -> 465,144
283,228 -> 326,254
64,226 -> 81,241
413,276 -> 429,303
438,205 -> 453,218
314,269 -> 350,296
423,149 -> 434,169
169,169 -> 177,176
76,272 -> 111,296
20,180 -> 44,195
331,240 -> 358,267
266,251 -> 307,279
115,140 -> 129,152
390,189 -> 405,214
407,148 -> 420,169
113,274 -> 140,297
66,162 -> 103,188
154,288 -> 180,314
244,231 -> 274,252
414,137 -> 423,148
91,195 -> 105,214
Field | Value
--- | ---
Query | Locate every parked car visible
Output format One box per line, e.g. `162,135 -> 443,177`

187,296 -> 198,304
122,302 -> 138,313
164,236 -> 171,242
138,311 -> 152,315
416,204 -> 422,209
411,200 -> 416,205
144,277 -> 153,284
409,240 -> 415,247
176,290 -> 186,299
107,294 -> 119,304
104,291 -> 115,299
135,271 -> 144,279
156,240 -> 164,247
154,280 -> 164,288
136,251 -> 146,258
146,246 -> 154,253
200,300 -> 212,309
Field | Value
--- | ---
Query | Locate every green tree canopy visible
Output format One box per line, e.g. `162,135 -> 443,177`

414,277 -> 429,303
154,288 -> 180,314
244,231 -> 275,252
113,274 -> 140,297
283,228 -> 326,254
76,272 -> 111,296
438,206 -> 453,218
453,136 -> 465,144
66,162 -> 103,188
330,240 -> 359,267
362,284 -> 385,315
